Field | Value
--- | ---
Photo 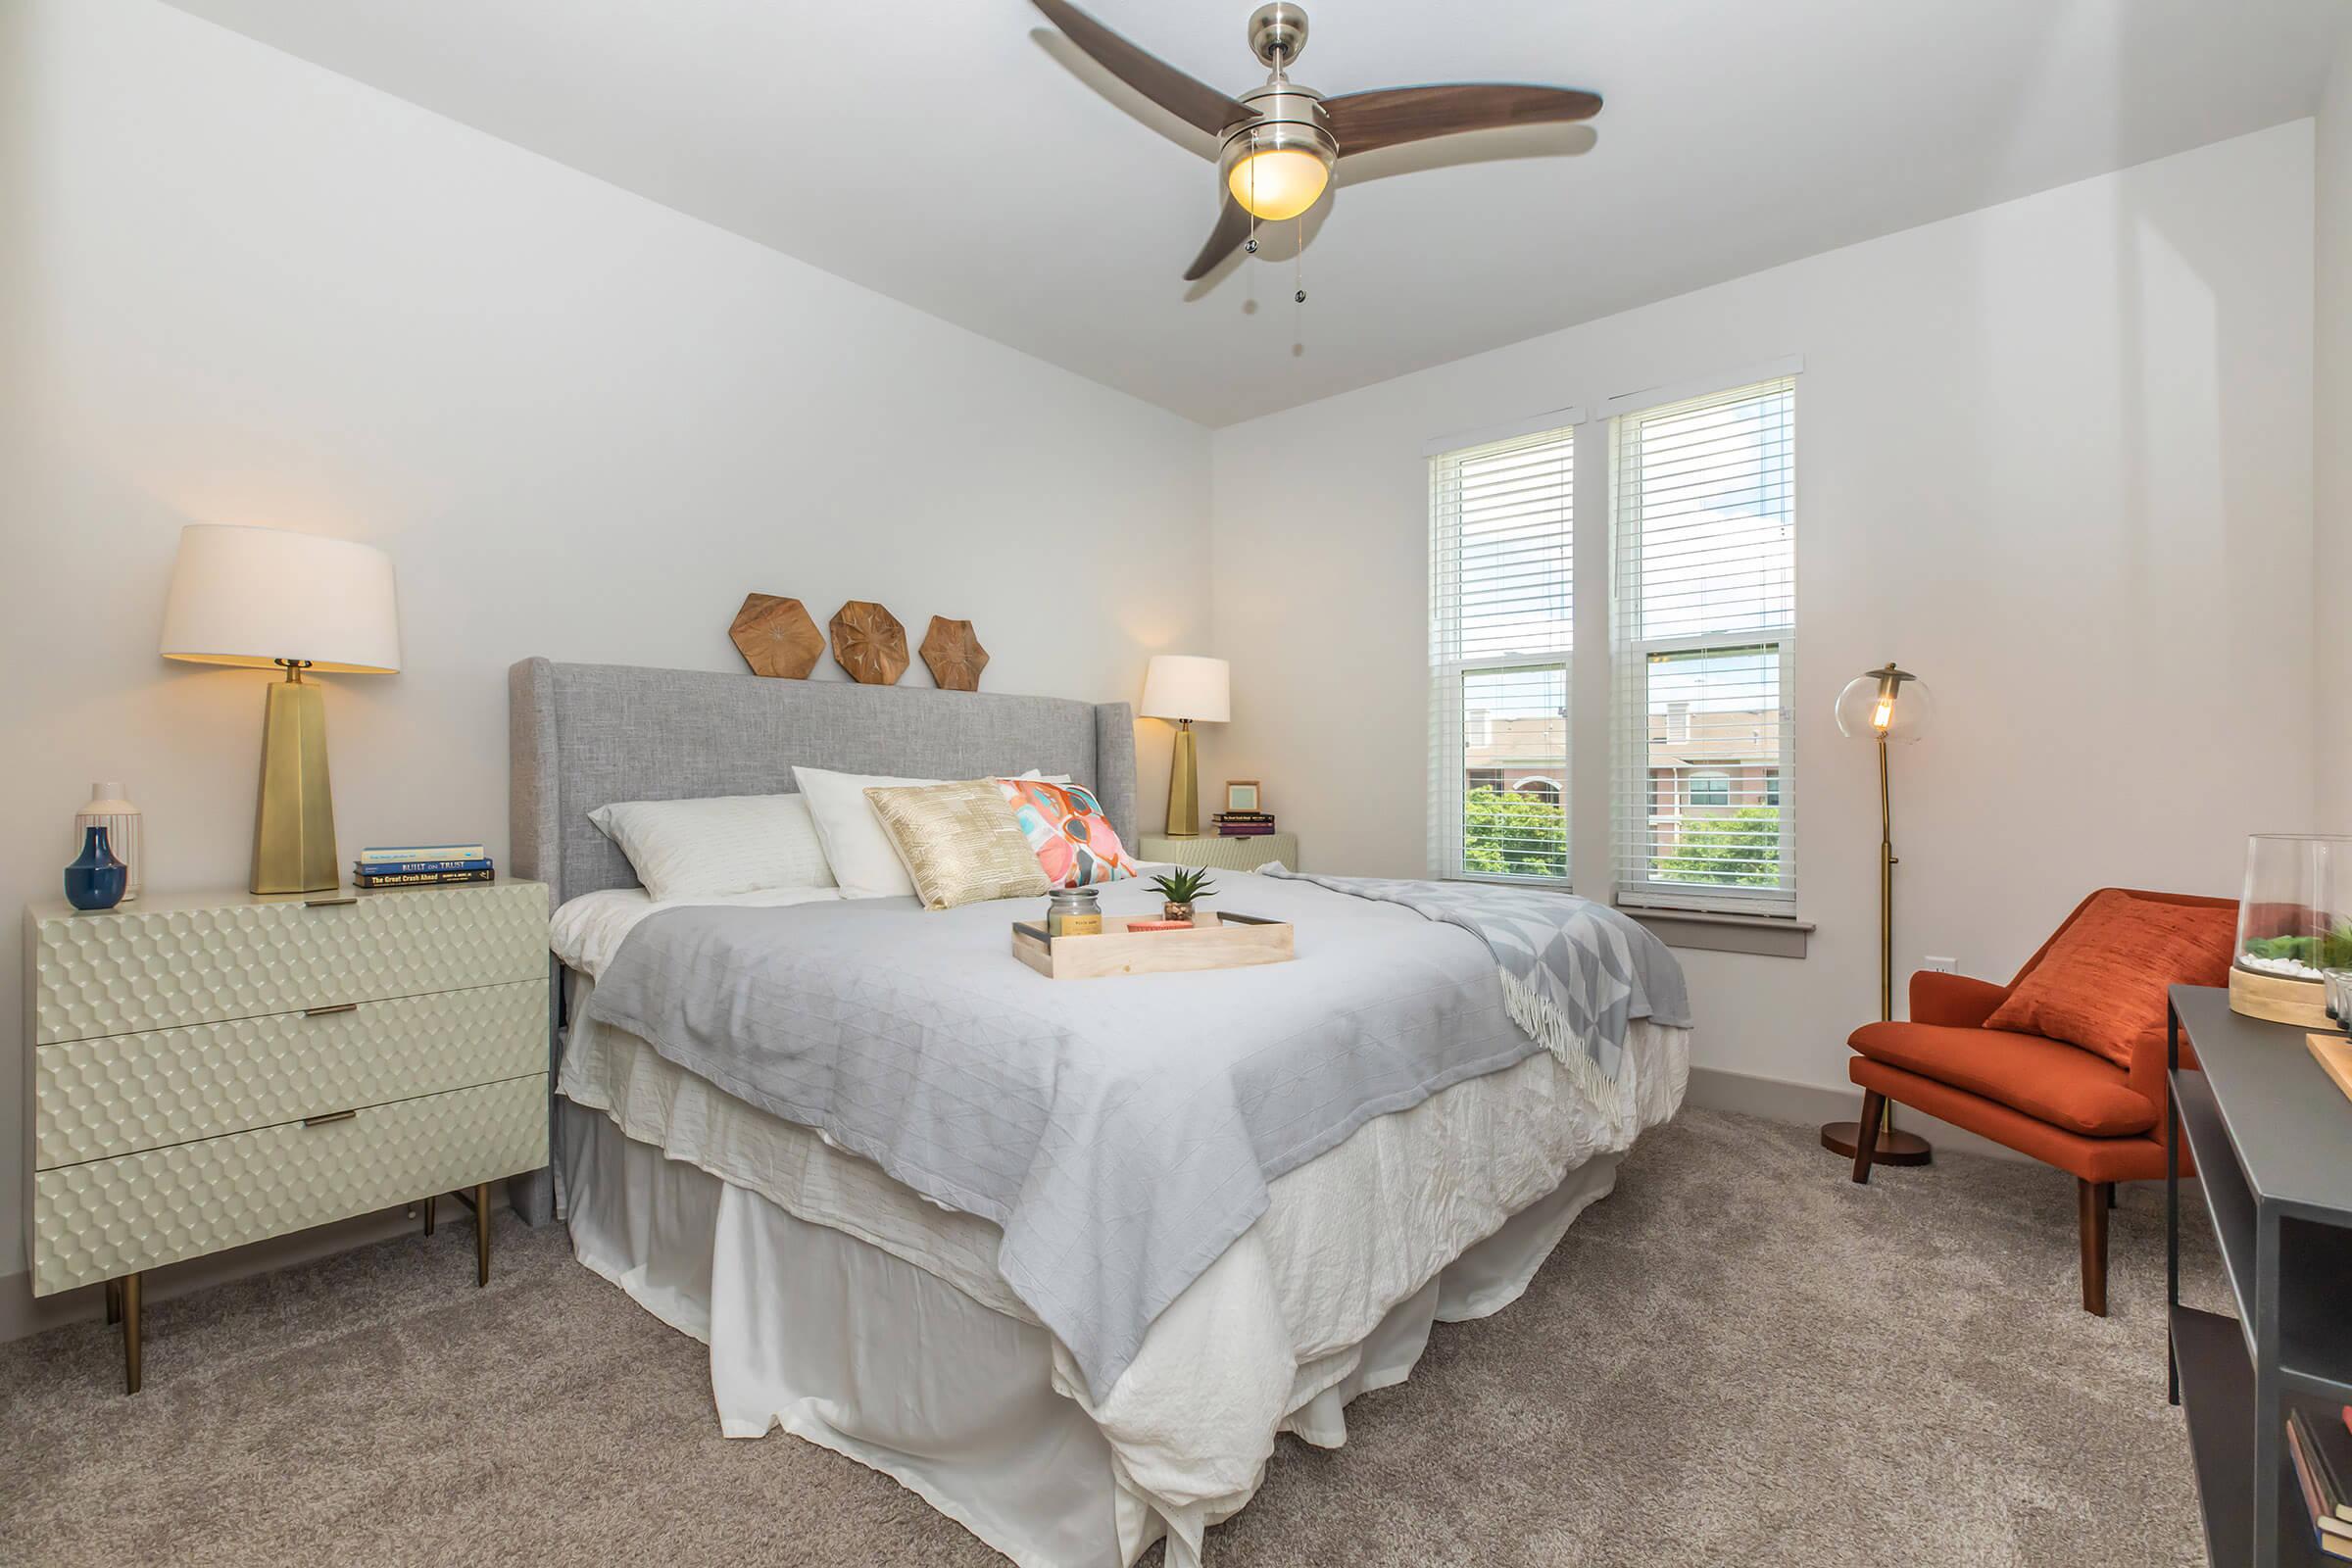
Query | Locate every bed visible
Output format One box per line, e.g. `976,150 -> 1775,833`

509,658 -> 1690,1568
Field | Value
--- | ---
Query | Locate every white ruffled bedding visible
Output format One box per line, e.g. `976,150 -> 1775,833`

550,889 -> 1690,1550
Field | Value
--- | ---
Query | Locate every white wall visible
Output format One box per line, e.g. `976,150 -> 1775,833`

0,0 -> 1210,1279
2319,39 -> 2352,837
1207,123 -> 2317,1093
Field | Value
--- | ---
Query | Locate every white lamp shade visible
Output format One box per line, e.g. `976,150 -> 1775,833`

160,524 -> 401,673
1140,654 -> 1230,723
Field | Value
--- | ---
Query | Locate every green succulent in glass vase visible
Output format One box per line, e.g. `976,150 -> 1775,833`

1149,866 -> 1217,924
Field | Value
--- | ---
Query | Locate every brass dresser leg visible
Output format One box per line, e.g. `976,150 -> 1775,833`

423,1195 -> 436,1236
105,1278 -> 122,1326
122,1272 -> 143,1396
473,1183 -> 491,1287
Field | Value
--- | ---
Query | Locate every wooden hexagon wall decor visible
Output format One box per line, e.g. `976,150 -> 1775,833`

729,593 -> 823,679
920,616 -> 989,692
830,600 -> 909,685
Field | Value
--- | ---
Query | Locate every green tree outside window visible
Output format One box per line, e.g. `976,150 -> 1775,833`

1655,805 -> 1782,887
1461,786 -> 1567,879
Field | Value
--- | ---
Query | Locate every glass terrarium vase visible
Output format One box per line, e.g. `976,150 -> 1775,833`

2229,834 -> 2352,1027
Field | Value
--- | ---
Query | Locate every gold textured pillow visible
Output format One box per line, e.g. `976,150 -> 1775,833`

863,780 -> 1052,910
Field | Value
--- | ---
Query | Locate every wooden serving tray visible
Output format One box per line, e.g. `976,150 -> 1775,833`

1012,911 -> 1295,980
2311,1032 -> 2352,1106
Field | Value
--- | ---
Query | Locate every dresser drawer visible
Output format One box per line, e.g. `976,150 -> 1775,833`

34,980 -> 547,1169
27,883 -> 549,1044
29,1073 -> 547,1295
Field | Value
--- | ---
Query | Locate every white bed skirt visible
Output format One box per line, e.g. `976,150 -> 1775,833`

562,1099 -> 1625,1568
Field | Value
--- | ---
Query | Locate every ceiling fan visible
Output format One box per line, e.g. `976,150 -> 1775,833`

1030,0 -> 1603,281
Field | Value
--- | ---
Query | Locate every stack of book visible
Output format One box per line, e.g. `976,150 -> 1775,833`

2288,1403 -> 2352,1560
354,843 -> 495,889
1213,810 -> 1278,839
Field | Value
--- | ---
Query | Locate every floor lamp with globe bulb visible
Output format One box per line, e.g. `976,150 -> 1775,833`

1821,662 -> 1936,1167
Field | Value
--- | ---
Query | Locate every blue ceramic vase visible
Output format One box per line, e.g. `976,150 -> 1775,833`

65,824 -> 128,911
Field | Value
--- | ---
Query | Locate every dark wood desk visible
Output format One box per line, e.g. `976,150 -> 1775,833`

2167,985 -> 2352,1566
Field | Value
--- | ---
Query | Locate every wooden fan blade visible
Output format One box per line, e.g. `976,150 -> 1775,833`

1183,199 -> 1251,281
1031,0 -> 1255,138
1325,83 -> 1602,159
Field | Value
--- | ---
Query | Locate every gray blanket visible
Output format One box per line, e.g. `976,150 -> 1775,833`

585,870 -> 1685,1399
1260,867 -> 1690,1106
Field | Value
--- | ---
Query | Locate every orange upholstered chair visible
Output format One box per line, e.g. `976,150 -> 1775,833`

1844,888 -> 2235,1316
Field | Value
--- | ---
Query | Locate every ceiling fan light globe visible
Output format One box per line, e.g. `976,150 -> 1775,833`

1227,146 -> 1330,221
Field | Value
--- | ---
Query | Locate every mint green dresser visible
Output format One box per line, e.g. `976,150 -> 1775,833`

21,882 -> 550,1393
1138,833 -> 1299,873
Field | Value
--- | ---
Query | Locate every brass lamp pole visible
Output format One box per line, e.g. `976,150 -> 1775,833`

1822,662 -> 1934,1167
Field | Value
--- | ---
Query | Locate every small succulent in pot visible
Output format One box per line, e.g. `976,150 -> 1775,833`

1149,866 -> 1216,925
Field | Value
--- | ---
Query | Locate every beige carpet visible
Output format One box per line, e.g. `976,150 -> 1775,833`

0,1108 -> 2223,1567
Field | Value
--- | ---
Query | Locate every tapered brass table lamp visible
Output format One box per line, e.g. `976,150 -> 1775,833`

1140,655 -> 1230,837
160,524 -> 401,895
1822,662 -> 1936,1167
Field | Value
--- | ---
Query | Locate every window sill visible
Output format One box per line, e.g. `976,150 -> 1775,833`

1620,906 -> 1812,959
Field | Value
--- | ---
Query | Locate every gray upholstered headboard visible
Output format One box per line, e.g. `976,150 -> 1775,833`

508,659 -> 1139,907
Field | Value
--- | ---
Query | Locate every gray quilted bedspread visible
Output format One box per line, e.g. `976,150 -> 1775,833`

584,869 -> 1683,1399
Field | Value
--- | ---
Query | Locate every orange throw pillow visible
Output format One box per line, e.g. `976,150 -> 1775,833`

1983,891 -> 2235,1066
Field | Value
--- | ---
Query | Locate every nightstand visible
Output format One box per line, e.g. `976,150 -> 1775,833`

1139,833 -> 1299,872
22,881 -> 550,1393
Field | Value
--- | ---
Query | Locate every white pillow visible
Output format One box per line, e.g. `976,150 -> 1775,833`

793,766 -> 1064,899
588,794 -> 836,904
791,766 -> 942,899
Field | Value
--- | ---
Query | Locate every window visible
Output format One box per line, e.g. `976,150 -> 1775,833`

1429,424 -> 1573,884
1611,378 -> 1795,913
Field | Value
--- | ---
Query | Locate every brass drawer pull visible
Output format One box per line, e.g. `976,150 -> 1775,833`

303,1003 -> 360,1018
304,895 -> 358,908
302,1109 -> 357,1128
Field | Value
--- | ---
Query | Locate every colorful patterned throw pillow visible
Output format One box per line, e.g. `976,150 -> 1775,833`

995,778 -> 1141,887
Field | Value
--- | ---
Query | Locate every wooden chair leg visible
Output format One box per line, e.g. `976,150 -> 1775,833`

2078,1178 -> 2110,1316
1850,1090 -> 1886,1185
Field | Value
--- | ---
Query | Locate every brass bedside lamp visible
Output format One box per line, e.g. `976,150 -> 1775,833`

1140,655 -> 1230,838
160,524 -> 401,895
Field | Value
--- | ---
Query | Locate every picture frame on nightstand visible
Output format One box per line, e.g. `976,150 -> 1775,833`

1225,781 -> 1260,812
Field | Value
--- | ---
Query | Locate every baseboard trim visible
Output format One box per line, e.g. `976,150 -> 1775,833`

1686,1064 -> 2031,1164
1,1205 -> 426,1347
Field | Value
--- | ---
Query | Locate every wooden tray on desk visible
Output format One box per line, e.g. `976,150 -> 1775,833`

1012,911 -> 1294,980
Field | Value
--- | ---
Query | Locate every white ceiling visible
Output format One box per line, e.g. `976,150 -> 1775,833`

162,0 -> 2350,426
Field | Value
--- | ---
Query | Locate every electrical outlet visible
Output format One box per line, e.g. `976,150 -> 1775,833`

1922,955 -> 1958,974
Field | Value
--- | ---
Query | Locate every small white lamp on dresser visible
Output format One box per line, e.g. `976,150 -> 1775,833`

21,881 -> 550,1393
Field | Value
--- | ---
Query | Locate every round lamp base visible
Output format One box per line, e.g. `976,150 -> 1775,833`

1820,1120 -> 1933,1166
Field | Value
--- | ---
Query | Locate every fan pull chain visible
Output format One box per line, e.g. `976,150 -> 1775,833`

1294,215 -> 1305,305
1245,158 -> 1259,256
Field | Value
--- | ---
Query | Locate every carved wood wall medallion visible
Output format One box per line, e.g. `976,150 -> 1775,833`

728,594 -> 823,679
830,600 -> 909,685
919,617 -> 990,691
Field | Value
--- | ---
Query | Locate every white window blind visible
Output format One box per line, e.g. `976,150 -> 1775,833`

1429,425 -> 1574,885
1610,378 -> 1795,913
